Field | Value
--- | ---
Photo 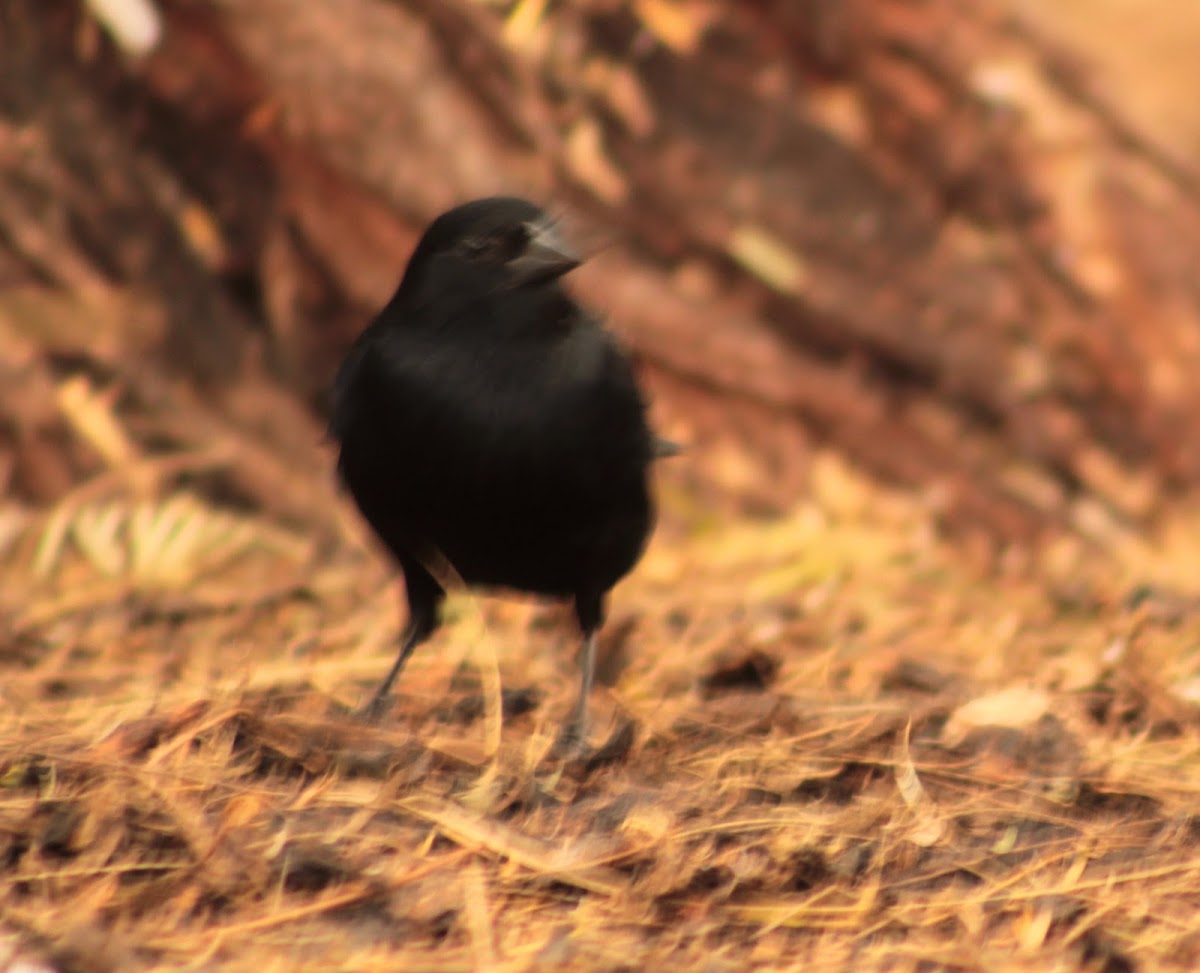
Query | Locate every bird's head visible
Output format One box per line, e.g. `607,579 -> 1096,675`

402,197 -> 581,297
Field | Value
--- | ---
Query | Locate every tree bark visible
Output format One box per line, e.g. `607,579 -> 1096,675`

3,0 -> 1199,542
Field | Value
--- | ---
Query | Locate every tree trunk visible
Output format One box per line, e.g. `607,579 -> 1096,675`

3,0 -> 1199,542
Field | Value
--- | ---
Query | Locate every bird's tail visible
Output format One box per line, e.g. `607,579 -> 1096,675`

654,437 -> 684,460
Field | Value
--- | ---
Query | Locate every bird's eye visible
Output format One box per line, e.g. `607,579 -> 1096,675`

499,224 -> 530,257
463,236 -> 492,256
460,237 -> 493,259
460,225 -> 529,263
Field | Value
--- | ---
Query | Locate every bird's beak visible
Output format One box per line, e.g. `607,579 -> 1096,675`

507,221 -> 581,285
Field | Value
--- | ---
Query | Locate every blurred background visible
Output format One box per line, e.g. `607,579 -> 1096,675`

5,0 -> 1200,547
10,2 -> 1200,970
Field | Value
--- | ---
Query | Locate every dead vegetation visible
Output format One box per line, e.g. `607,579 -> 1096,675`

6,447 -> 1200,971
6,0 -> 1200,971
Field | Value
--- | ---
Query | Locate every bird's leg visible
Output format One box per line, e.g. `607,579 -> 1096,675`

554,592 -> 605,756
358,560 -> 444,722
552,630 -> 597,757
358,620 -> 428,721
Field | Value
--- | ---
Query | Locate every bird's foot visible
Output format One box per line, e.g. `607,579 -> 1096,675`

355,693 -> 393,724
550,720 -> 589,760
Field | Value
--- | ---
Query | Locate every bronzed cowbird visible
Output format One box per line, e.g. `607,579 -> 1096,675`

331,197 -> 665,752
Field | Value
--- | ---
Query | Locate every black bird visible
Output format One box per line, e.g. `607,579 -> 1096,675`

331,197 -> 665,752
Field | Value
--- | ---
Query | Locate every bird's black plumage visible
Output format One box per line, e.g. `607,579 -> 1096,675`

331,197 -> 660,749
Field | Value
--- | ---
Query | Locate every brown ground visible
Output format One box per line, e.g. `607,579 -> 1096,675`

5,436 -> 1200,971
5,1 -> 1200,971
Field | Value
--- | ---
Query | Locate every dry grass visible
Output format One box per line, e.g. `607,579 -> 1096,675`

4,446 -> 1200,972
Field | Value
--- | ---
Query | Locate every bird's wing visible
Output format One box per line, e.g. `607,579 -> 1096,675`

335,308 -> 657,489
328,331 -> 372,442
